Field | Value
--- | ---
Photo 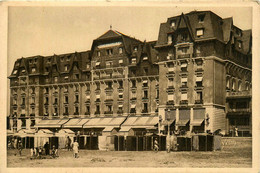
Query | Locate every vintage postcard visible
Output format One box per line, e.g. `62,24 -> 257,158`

0,1 -> 259,173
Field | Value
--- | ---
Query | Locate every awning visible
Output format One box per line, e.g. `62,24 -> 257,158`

35,119 -> 69,128
103,126 -> 115,132
35,129 -> 54,137
181,63 -> 187,67
63,118 -> 90,128
119,126 -> 132,132
83,117 -> 127,128
196,76 -> 203,81
16,129 -> 36,137
176,119 -> 190,126
161,119 -> 176,126
121,116 -> 158,129
56,129 -> 75,136
191,119 -> 205,126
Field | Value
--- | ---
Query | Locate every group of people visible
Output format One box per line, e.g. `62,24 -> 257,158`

30,142 -> 58,159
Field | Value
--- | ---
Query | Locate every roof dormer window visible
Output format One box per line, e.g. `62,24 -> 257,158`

107,49 -> 113,55
143,56 -> 148,61
198,14 -> 205,23
134,46 -> 138,52
119,47 -> 123,54
238,41 -> 242,49
13,70 -> 17,75
196,28 -> 204,37
31,67 -> 36,73
170,20 -> 176,27
21,69 -> 26,73
65,65 -> 69,71
168,34 -> 173,44
97,51 -> 101,57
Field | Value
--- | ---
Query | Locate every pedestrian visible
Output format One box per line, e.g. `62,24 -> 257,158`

30,147 -> 35,159
51,145 -> 58,158
235,127 -> 238,137
38,146 -> 43,159
67,136 -> 72,151
44,142 -> 50,155
17,140 -> 23,156
8,141 -> 12,149
14,138 -> 17,149
72,139 -> 79,158
154,138 -> 159,152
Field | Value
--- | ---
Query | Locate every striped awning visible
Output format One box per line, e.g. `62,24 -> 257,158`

190,119 -> 205,126
34,119 -> 69,128
176,119 -> 190,126
83,117 -> 126,128
121,116 -> 158,129
63,118 -> 90,128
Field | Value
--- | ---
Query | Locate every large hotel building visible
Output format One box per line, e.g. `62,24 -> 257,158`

8,11 -> 252,146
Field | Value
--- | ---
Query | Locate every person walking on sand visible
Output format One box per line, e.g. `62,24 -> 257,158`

17,140 -> 23,156
66,136 -> 72,151
72,139 -> 79,158
154,138 -> 159,152
44,142 -> 50,155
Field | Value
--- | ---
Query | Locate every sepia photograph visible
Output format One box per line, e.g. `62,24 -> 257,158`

1,2 -> 259,172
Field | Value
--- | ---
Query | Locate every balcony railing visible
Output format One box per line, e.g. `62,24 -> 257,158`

178,54 -> 190,59
226,90 -> 252,98
104,111 -> 113,115
228,108 -> 251,113
180,100 -> 188,105
166,100 -> 175,105
195,100 -> 203,104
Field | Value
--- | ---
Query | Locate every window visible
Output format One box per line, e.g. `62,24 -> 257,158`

21,119 -> 26,129
143,90 -> 148,98
106,105 -> 112,112
143,80 -> 148,87
65,96 -> 68,103
97,51 -> 101,57
86,95 -> 90,99
196,60 -> 203,69
54,98 -> 58,104
119,59 -> 123,64
181,62 -> 187,71
196,91 -> 203,100
181,77 -> 188,87
21,69 -> 26,73
30,120 -> 35,127
54,77 -> 58,83
170,20 -> 176,27
75,95 -> 79,103
96,83 -> 100,90
134,46 -> 138,52
143,56 -> 148,61
106,61 -> 113,68
119,81 -> 123,88
107,49 -> 113,55
31,97 -> 35,104
75,106 -> 79,113
198,14 -> 205,23
64,76 -> 69,80
196,46 -> 201,54
196,76 -> 203,87
168,94 -> 174,101
31,67 -> 36,73
181,93 -> 187,100
86,106 -> 90,113
96,105 -> 100,113
131,91 -> 136,98
179,47 -> 188,54
245,82 -> 250,91
143,103 -> 148,113
232,79 -> 236,91
119,92 -> 123,99
60,57 -> 64,62
48,58 -> 51,63
131,58 -> 137,64
226,78 -> 230,89
74,74 -> 79,80
119,47 -> 123,54
168,34 -> 173,44
238,41 -> 242,49
64,107 -> 68,114
22,97 -> 25,105
66,57 -> 70,61
144,68 -> 148,74
54,107 -> 58,113
132,80 -> 136,88
96,61 -> 100,67
86,64 -> 90,69
131,69 -> 136,76
13,70 -> 17,75
168,63 -> 174,72
168,78 -> 174,87
181,33 -> 188,41
65,65 -> 69,71
238,80 -> 242,91
107,81 -> 113,88
196,29 -> 204,37
29,59 -> 33,64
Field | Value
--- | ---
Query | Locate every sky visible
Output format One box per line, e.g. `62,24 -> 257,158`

7,6 -> 252,75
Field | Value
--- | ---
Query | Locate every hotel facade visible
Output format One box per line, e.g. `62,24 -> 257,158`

8,11 -> 252,144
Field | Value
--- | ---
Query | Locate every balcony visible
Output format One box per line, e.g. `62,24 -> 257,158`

105,87 -> 113,93
95,99 -> 101,103
180,84 -> 188,89
193,53 -> 202,57
228,108 -> 251,113
117,87 -> 124,93
131,86 -> 137,92
95,89 -> 101,94
195,68 -> 203,72
167,86 -> 175,93
95,111 -> 100,115
180,100 -> 188,105
130,108 -> 136,114
30,113 -> 35,117
84,112 -> 90,116
141,110 -> 148,114
166,71 -> 175,78
63,112 -> 69,116
226,90 -> 252,99
105,99 -> 113,103
117,109 -> 123,115
142,97 -> 149,102
85,99 -> 90,104
166,100 -> 175,105
104,111 -> 113,115
178,54 -> 190,59
195,100 -> 203,104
